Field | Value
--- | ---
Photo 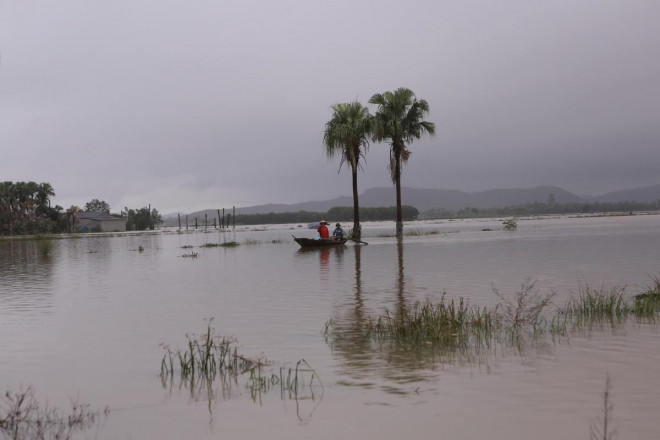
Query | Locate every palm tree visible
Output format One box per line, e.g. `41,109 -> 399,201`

323,101 -> 371,239
369,88 -> 435,238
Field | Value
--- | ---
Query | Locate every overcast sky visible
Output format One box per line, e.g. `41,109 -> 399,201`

1,1 -> 658,213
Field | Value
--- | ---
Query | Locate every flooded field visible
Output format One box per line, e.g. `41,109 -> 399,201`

1,214 -> 659,439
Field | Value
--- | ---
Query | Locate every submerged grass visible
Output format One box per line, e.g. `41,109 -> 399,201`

0,386 -> 108,440
243,239 -> 286,246
364,296 -> 499,351
160,321 -> 323,414
199,242 -> 240,248
327,279 -> 660,363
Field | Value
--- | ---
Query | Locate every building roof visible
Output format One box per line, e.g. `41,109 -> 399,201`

77,211 -> 123,221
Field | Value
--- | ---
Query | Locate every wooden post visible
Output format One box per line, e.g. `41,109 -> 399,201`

222,208 -> 225,228
227,213 -> 231,228
186,215 -> 188,230
178,213 -> 181,230
232,206 -> 235,229
213,218 -> 216,228
195,217 -> 198,229
217,210 -> 221,229
205,213 -> 208,229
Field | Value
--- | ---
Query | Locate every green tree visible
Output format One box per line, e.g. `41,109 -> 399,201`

369,87 -> 435,238
323,101 -> 371,238
124,206 -> 163,230
84,199 -> 111,213
0,181 -> 61,235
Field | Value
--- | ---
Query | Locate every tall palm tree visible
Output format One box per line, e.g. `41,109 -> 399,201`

323,101 -> 371,239
369,88 -> 435,238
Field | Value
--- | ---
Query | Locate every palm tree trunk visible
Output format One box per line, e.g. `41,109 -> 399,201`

394,150 -> 403,238
351,166 -> 361,239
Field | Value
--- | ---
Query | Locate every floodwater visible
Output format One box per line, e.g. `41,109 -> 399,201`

1,214 -> 659,439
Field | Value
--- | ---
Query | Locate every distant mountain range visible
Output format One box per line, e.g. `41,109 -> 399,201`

164,184 -> 660,220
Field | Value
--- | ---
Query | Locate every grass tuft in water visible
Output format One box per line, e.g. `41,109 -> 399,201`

327,278 -> 660,364
502,218 -> 518,231
160,322 -> 262,386
560,282 -> 629,325
632,277 -> 660,318
0,386 -> 108,440
199,242 -> 240,248
364,297 -> 500,351
160,321 -> 322,413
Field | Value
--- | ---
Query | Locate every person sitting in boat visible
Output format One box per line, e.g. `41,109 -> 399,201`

317,220 -> 329,239
333,223 -> 345,239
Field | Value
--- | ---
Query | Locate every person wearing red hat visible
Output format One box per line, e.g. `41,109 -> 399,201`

317,220 -> 329,239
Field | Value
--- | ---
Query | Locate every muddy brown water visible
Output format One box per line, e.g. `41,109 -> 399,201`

1,215 -> 659,439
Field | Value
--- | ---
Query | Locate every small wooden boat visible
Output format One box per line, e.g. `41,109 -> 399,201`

293,236 -> 348,248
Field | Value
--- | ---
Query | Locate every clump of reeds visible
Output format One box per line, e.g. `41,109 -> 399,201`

560,282 -> 629,325
180,245 -> 194,249
180,252 -> 198,258
364,296 -> 500,351
0,386 -> 108,440
403,229 -> 441,236
160,323 -> 323,415
493,280 -> 554,338
199,242 -> 240,248
633,277 -> 660,317
328,278 -> 660,364
502,218 -> 518,231
244,239 -> 286,246
160,323 -> 263,387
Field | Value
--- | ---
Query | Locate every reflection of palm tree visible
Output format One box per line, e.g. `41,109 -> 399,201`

353,245 -> 364,324
323,101 -> 371,239
370,88 -> 435,238
395,239 -> 408,319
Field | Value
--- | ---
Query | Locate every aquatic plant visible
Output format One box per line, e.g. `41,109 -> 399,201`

326,279 -> 660,367
160,324 -> 261,385
560,282 -> 628,324
364,297 -> 500,351
0,386 -> 108,440
160,322 -> 322,412
199,242 -> 240,248
180,252 -> 199,258
492,280 -> 554,338
633,277 -> 660,317
244,239 -> 287,246
502,218 -> 518,231
590,374 -> 617,440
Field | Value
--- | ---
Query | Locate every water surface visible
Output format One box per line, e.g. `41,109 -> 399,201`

1,215 -> 659,439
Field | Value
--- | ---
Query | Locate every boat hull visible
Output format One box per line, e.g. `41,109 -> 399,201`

293,236 -> 348,248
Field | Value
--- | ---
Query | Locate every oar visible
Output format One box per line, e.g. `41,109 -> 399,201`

349,237 -> 368,245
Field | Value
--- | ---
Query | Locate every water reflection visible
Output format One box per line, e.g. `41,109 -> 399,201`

0,240 -> 57,312
328,240 -> 571,393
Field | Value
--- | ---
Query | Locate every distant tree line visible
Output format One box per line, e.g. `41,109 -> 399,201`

0,180 -> 165,235
227,205 -> 419,226
421,200 -> 660,219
